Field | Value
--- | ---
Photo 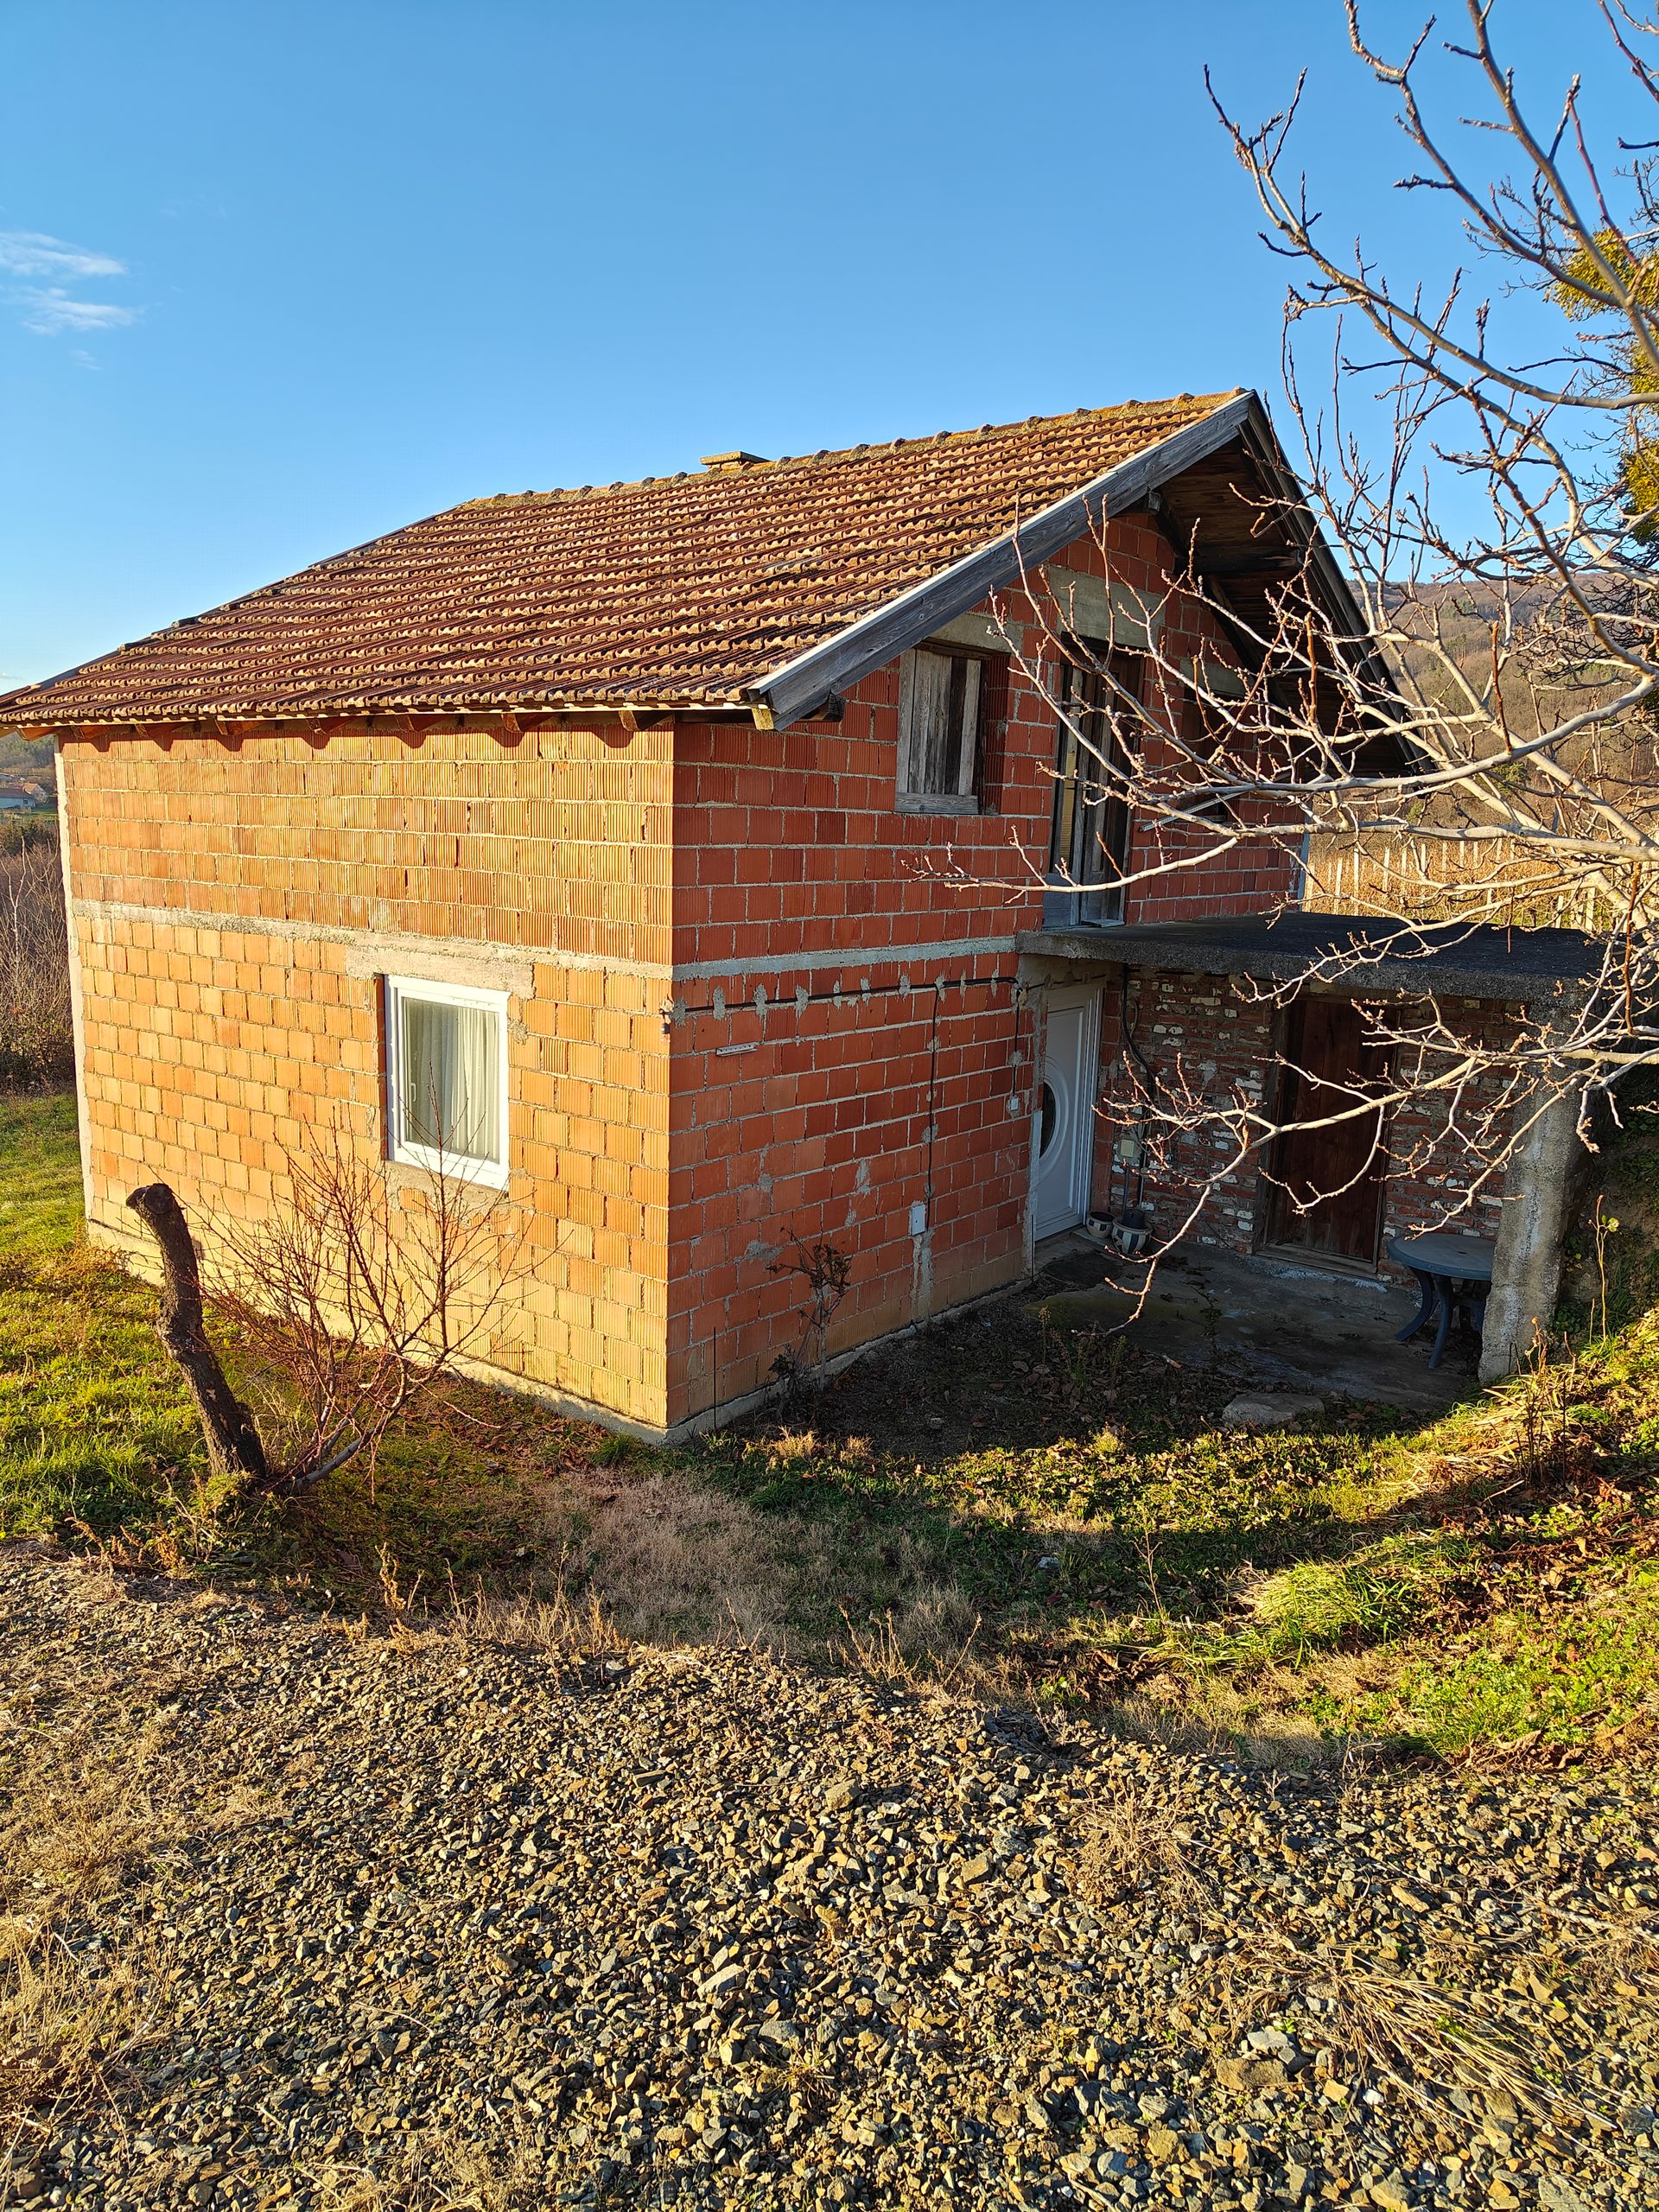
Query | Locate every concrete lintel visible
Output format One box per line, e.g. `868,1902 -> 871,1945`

1015,918 -> 1597,1006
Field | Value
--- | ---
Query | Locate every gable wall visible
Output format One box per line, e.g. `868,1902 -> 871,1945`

662,516 -> 1300,1424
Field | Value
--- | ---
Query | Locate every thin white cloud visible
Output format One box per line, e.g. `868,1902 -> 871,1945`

18,287 -> 135,335
0,229 -> 134,338
0,230 -> 125,281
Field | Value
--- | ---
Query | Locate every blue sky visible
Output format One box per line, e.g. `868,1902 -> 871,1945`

0,2 -> 1638,687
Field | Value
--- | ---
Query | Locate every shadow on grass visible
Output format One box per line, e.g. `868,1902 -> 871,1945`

7,1090 -> 1656,1756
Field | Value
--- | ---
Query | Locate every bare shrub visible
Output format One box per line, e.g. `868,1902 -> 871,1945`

0,828 -> 72,1091
769,1238 -> 853,1389
126,1122 -> 528,1497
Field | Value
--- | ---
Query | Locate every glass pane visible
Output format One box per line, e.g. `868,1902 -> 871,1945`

400,996 -> 500,1166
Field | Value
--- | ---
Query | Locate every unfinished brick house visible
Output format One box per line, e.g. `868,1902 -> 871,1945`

3,391 -> 1590,1435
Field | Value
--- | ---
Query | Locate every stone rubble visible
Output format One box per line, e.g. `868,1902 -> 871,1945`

3,1548 -> 1656,2211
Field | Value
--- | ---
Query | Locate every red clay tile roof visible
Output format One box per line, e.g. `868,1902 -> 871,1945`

1,393 -> 1241,727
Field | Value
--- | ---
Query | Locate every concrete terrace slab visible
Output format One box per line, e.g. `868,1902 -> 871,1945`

1032,1237 -> 1478,1415
1018,911 -> 1599,1004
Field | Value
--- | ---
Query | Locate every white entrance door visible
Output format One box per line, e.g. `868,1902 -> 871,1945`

1033,985 -> 1101,1240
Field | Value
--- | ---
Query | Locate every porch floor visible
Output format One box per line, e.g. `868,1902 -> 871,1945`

1031,1235 -> 1478,1415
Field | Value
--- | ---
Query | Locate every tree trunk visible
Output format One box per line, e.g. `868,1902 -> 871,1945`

126,1182 -> 270,1488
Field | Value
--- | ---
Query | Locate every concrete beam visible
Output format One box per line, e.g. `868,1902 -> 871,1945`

1480,1086 -> 1584,1382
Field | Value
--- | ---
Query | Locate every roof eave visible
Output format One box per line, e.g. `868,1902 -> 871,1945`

0,690 -> 759,737
746,391 -> 1409,766
746,393 -> 1256,731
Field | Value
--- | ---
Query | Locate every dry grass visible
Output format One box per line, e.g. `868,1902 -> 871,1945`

0,836 -> 72,1091
1211,1929 -> 1585,2126
380,1459 -> 994,1705
1538,1897 -> 1659,2013
1073,1772 -> 1209,1910
534,1465 -> 980,1671
0,1696 -> 179,2133
310,2121 -> 550,2211
0,1719 -> 171,1940
833,1599 -> 986,1697
0,1580 -> 283,2138
0,1932 -> 173,2135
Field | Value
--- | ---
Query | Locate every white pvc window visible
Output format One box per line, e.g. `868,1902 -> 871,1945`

384,976 -> 510,1186
897,646 -> 982,811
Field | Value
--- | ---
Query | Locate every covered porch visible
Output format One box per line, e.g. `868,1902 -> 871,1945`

1018,912 -> 1599,1382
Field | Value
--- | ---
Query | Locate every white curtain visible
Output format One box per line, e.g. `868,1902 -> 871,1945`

400,997 -> 499,1166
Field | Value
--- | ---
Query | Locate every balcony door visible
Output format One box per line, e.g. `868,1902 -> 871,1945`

1033,984 -> 1102,1240
1045,644 -> 1142,927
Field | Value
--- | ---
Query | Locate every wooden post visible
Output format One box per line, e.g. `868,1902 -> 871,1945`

126,1183 -> 270,1488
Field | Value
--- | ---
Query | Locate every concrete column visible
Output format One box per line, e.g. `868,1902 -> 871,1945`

1479,1084 -> 1584,1382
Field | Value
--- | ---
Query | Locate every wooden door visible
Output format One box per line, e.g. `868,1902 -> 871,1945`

1261,998 -> 1390,1265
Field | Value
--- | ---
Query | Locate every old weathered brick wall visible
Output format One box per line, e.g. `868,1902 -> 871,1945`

60,723 -> 675,1431
1092,967 -> 1516,1268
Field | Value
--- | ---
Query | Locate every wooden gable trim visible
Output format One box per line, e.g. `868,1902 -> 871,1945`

747,394 -> 1256,731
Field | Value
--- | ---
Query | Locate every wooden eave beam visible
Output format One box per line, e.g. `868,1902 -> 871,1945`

14,696 -> 766,743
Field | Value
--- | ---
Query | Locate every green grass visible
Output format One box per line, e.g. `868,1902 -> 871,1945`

4,1088 -> 1659,1763
1303,1569 -> 1659,1755
0,1096 -> 210,1540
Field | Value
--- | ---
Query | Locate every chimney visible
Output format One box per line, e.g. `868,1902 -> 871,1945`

699,450 -> 770,473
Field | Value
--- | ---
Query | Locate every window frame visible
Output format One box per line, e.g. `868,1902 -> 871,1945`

383,972 -> 512,1188
1046,638 -> 1142,926
895,642 -> 993,815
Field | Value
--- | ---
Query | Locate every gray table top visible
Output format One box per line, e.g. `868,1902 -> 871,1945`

1387,1232 -> 1497,1282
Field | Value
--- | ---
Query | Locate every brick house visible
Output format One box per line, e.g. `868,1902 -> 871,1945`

2,391 -> 1591,1435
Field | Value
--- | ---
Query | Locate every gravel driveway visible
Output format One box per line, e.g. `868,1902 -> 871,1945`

2,1545 -> 1656,2212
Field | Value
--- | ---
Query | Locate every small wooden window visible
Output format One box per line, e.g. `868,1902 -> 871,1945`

897,646 -> 986,812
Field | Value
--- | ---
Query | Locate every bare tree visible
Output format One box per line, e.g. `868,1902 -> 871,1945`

935,2 -> 1659,1289
129,1122 -> 526,1497
0,823 -> 73,1091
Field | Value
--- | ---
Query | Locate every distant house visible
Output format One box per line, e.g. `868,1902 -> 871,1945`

0,394 -> 1589,1436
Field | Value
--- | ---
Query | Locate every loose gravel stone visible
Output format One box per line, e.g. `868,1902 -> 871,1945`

3,1545 -> 1658,2210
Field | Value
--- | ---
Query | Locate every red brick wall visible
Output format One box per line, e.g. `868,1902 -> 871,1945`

657,516 -> 1301,1420
55,511 -> 1312,1437
60,724 -> 677,1432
